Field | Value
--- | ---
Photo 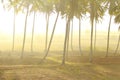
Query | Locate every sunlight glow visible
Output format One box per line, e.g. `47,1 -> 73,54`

0,4 -> 119,37
0,4 -> 119,51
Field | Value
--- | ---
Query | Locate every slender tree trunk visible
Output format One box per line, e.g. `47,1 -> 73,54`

31,12 -> 36,53
21,7 -> 29,59
12,8 -> 16,52
89,1 -> 94,62
66,20 -> 70,59
41,12 -> 59,61
45,13 -> 50,51
62,16 -> 70,65
94,20 -> 97,53
79,18 -> 82,56
71,19 -> 73,51
114,34 -> 120,56
90,21 -> 94,62
106,16 -> 112,57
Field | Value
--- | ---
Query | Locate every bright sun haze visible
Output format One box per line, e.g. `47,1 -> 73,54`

0,3 -> 119,51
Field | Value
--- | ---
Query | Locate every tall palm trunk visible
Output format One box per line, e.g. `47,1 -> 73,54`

45,13 -> 50,51
62,16 -> 70,65
89,2 -> 94,62
94,20 -> 97,53
31,12 -> 36,53
41,12 -> 59,61
71,19 -> 73,51
79,18 -> 82,56
21,7 -> 29,59
114,34 -> 120,56
12,8 -> 16,52
66,20 -> 70,59
106,16 -> 112,57
90,21 -> 94,62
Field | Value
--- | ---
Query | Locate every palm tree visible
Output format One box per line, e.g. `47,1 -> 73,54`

19,0 -> 33,58
62,15 -> 71,64
75,0 -> 88,56
5,0 -> 30,58
86,0 -> 106,62
29,0 -> 40,53
21,5 -> 29,59
62,0 -> 78,64
89,0 -> 95,62
5,0 -> 22,52
21,0 -> 40,58
113,1 -> 120,55
41,12 -> 59,61
40,0 -> 60,61
41,0 -> 53,52
88,0 -> 103,62
62,0 -> 88,64
106,0 -> 118,57
93,0 -> 106,53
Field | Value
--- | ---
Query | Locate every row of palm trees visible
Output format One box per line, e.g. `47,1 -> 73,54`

1,0 -> 120,64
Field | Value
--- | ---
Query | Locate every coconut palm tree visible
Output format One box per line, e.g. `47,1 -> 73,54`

5,0 -> 20,52
40,0 -> 53,52
87,0 -> 106,62
62,0 -> 80,64
62,0 -> 88,64
93,0 -> 106,53
5,0 -> 31,58
89,0 -> 95,62
106,0 -> 119,57
40,0 -> 60,61
21,5 -> 29,59
113,1 -> 120,55
41,12 -> 59,61
29,0 -> 40,53
20,0 -> 32,58
21,0 -> 40,58
77,1 -> 87,56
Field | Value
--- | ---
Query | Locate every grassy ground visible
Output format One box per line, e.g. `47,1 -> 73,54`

0,51 -> 120,80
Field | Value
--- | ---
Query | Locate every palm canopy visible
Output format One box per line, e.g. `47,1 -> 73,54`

87,0 -> 106,23
3,0 -> 21,13
114,1 -> 120,23
74,0 -> 88,19
106,0 -> 120,23
107,0 -> 120,15
55,0 -> 87,20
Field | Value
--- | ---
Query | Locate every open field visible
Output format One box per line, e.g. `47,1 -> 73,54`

0,31 -> 120,80
0,51 -> 120,80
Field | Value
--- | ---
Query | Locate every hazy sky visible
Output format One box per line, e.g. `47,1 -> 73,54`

0,3 -> 119,52
0,4 -> 119,37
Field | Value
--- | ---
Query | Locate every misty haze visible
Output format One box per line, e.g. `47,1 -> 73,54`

0,0 -> 120,80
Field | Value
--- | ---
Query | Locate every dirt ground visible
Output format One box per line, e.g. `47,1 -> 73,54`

0,52 -> 120,80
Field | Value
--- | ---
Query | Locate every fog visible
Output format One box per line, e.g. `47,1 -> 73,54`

0,4 -> 119,53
